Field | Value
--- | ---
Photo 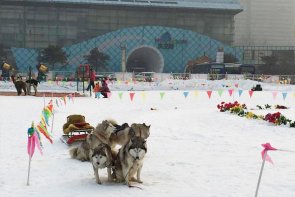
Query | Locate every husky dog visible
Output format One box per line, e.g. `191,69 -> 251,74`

114,130 -> 147,186
11,75 -> 26,96
91,143 -> 116,184
92,119 -> 117,146
69,133 -> 94,161
110,123 -> 150,148
26,78 -> 39,96
69,120 -> 117,161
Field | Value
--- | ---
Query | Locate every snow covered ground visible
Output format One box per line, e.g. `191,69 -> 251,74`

1,79 -> 295,197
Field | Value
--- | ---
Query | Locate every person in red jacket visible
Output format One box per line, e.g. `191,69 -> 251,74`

86,68 -> 96,91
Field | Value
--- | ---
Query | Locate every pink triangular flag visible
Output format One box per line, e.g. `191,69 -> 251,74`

249,90 -> 254,98
228,89 -> 234,97
206,91 -> 212,99
235,83 -> 239,88
272,92 -> 278,100
261,143 -> 277,164
107,92 -> 112,98
129,92 -> 135,101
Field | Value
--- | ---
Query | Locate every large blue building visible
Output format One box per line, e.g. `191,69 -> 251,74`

0,0 -> 242,73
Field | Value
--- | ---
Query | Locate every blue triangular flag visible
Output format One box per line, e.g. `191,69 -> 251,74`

183,91 -> 189,98
282,92 -> 287,100
238,90 -> 243,97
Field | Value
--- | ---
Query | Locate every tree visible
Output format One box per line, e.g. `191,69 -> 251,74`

260,55 -> 278,74
38,45 -> 67,70
84,47 -> 110,71
224,53 -> 238,63
0,44 -> 7,62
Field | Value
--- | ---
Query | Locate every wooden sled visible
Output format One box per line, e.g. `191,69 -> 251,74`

60,129 -> 93,145
61,114 -> 94,145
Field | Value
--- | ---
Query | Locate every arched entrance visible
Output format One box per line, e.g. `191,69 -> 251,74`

126,45 -> 164,73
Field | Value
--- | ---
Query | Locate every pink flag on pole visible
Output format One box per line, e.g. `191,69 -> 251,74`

261,143 -> 277,164
27,127 -> 42,158
27,134 -> 36,158
107,92 -> 112,98
235,83 -> 239,88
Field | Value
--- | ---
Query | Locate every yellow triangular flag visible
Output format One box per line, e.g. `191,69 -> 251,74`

194,90 -> 199,97
141,92 -> 147,100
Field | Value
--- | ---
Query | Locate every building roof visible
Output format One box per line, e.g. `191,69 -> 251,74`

33,0 -> 242,11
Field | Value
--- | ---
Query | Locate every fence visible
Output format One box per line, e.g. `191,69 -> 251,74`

2,70 -> 294,85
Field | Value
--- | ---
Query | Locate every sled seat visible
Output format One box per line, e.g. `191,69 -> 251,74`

61,114 -> 94,145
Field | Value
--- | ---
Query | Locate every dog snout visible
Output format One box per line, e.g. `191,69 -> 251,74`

136,156 -> 139,160
97,162 -> 100,165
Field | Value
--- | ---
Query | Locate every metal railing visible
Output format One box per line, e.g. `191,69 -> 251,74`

1,71 -> 295,85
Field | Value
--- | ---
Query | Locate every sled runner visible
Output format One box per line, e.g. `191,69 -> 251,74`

60,114 -> 94,145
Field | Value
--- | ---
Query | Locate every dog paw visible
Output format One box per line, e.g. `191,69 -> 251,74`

130,177 -> 137,182
96,179 -> 102,184
137,180 -> 143,184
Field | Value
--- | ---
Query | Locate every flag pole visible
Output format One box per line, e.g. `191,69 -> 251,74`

43,93 -> 45,109
51,112 -> 55,134
255,150 -> 267,197
27,155 -> 32,186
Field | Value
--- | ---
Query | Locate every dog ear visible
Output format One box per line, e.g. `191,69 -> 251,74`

101,120 -> 108,130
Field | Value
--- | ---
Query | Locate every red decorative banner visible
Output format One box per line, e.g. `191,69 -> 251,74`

129,92 -> 135,101
206,90 -> 212,99
249,90 -> 254,98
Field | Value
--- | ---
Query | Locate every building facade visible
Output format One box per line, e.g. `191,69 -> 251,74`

0,0 -> 242,72
234,0 -> 295,46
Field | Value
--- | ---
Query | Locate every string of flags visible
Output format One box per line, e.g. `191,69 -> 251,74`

92,90 -> 295,101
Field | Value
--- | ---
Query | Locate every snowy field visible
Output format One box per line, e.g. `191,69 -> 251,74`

1,80 -> 295,197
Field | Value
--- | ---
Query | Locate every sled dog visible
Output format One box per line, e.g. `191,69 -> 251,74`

69,120 -> 117,161
110,123 -> 150,148
26,78 -> 39,96
69,133 -> 93,161
11,75 -> 26,96
91,143 -> 116,184
114,130 -> 147,186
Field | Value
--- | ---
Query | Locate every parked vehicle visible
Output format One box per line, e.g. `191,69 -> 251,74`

225,63 -> 256,74
185,63 -> 226,75
134,72 -> 155,82
95,72 -> 117,81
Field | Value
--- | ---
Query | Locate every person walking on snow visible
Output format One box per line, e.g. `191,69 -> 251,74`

86,68 -> 96,91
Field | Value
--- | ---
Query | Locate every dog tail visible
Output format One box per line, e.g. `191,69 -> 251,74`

11,75 -> 16,84
69,147 -> 78,159
107,119 -> 118,126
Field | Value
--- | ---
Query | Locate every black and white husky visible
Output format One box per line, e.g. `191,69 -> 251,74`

91,143 -> 115,184
114,129 -> 147,186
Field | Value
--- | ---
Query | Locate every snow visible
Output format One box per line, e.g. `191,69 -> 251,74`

1,79 -> 295,197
